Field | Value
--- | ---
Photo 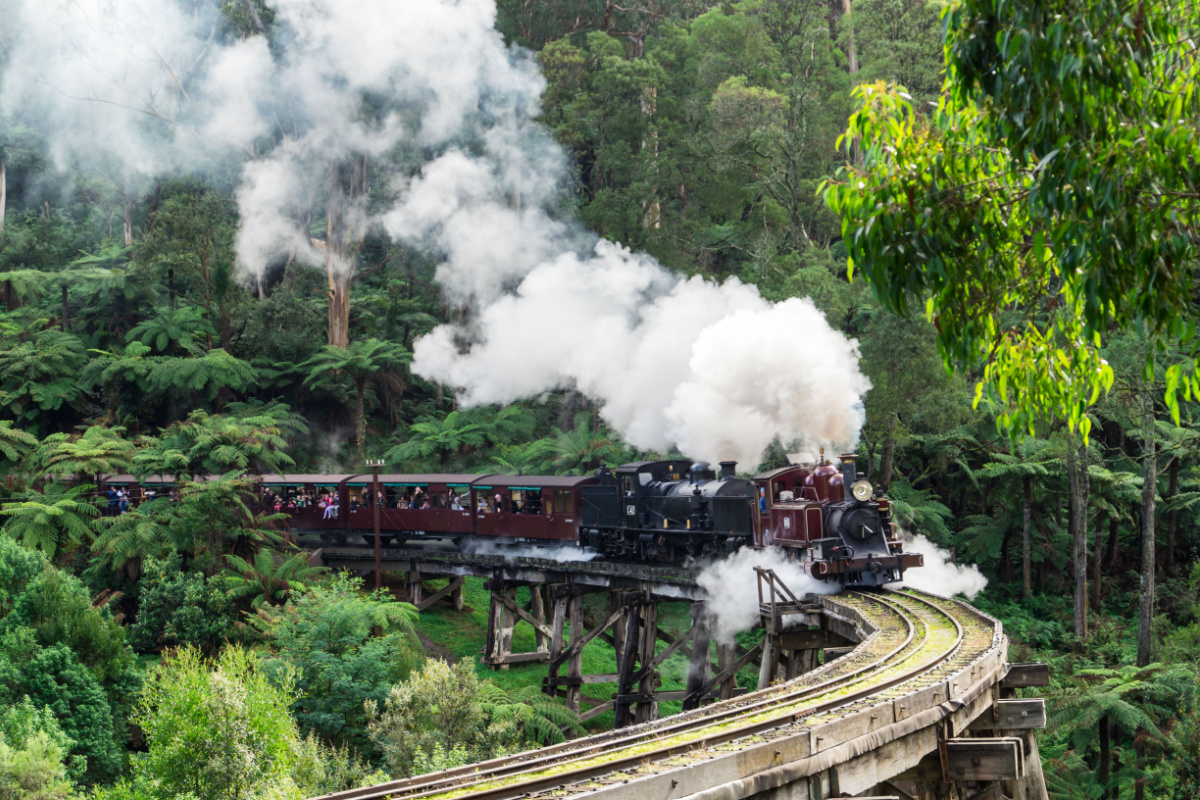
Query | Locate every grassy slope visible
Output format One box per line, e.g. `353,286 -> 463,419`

412,577 -> 761,729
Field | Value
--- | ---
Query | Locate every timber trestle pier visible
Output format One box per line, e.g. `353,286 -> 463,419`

311,545 -> 1050,800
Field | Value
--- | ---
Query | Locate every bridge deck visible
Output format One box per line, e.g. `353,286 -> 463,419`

316,544 -> 705,599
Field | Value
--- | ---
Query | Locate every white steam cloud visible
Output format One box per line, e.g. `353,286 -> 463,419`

889,533 -> 988,600
0,0 -> 871,467
695,547 -> 837,645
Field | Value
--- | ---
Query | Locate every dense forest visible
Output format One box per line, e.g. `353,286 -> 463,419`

0,0 -> 1198,798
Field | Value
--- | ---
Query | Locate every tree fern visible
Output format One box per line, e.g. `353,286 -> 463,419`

220,549 -> 325,609
29,425 -> 136,480
90,507 -> 173,572
0,421 -> 37,462
0,330 -> 88,423
0,484 -> 100,558
301,338 -> 409,463
126,305 -> 214,353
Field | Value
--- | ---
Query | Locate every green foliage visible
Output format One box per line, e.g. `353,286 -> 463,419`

883,480 -> 953,544
300,337 -> 409,462
13,643 -> 122,785
0,538 -> 136,785
127,555 -> 235,655
28,426 -> 135,481
0,484 -> 99,559
0,421 -> 37,462
0,331 -> 87,426
386,410 -> 488,470
0,696 -> 82,791
253,573 -> 420,756
135,407 -> 301,478
132,645 -> 323,800
220,549 -> 324,610
366,658 -> 581,777
827,0 -> 1200,437
0,715 -> 76,800
125,306 -> 215,354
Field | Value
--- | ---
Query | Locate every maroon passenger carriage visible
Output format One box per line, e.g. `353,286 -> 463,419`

251,472 -> 597,546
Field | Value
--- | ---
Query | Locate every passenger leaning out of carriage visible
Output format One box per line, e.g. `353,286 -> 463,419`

106,487 -> 119,517
493,493 -> 503,513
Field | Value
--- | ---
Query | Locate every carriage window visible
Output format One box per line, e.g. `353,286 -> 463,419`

314,485 -> 341,519
504,490 -> 542,515
554,490 -> 572,515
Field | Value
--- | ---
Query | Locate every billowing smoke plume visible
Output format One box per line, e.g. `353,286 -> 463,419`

695,548 -> 837,645
0,0 -> 870,466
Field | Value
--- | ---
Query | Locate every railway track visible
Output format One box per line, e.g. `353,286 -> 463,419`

316,588 -> 999,800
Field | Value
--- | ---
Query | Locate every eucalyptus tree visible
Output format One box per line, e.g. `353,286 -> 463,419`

826,1 -> 1200,439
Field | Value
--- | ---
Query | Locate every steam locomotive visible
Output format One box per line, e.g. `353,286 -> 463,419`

102,452 -> 921,586
579,452 -> 921,586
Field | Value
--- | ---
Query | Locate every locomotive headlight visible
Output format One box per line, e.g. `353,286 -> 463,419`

851,480 -> 874,502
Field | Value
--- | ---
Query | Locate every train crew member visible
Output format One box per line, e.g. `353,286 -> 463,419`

759,487 -> 767,514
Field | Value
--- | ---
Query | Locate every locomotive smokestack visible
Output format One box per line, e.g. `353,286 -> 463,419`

839,454 -> 857,500
719,461 -> 737,480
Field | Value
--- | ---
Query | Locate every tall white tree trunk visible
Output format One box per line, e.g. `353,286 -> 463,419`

324,157 -> 368,348
841,0 -> 858,74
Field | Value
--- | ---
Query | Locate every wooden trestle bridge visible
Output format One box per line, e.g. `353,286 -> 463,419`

309,544 -> 1049,800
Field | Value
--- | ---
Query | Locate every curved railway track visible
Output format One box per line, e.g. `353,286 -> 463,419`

318,588 -> 1001,800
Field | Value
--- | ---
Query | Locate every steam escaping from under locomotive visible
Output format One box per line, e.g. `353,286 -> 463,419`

695,546 -> 837,645
888,533 -> 987,600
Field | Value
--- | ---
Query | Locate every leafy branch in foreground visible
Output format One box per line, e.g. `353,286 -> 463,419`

825,0 -> 1200,438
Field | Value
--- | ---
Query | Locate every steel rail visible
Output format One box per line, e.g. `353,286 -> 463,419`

319,590 -> 977,800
